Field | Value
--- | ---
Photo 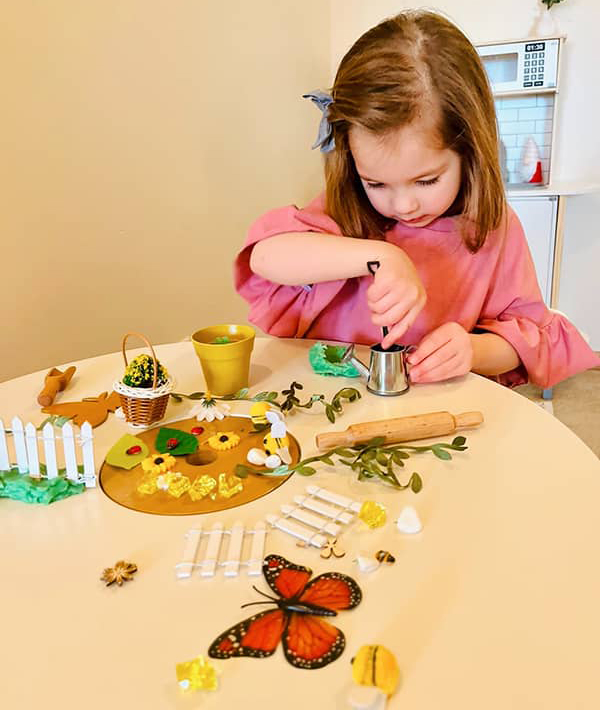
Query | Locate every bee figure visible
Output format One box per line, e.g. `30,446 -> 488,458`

375,550 -> 395,565
249,401 -> 272,429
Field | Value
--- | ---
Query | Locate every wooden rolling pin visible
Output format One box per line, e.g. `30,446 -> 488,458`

315,411 -> 483,450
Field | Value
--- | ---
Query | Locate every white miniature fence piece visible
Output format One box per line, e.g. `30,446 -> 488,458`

176,521 -> 267,580
0,417 -> 96,487
266,485 -> 362,549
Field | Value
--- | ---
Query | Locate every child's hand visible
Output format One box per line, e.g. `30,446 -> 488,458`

366,250 -> 426,349
407,322 -> 473,383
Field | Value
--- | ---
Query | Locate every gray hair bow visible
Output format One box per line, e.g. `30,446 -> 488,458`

302,90 -> 335,153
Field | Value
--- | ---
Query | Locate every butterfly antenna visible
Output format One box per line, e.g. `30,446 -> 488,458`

240,585 -> 278,609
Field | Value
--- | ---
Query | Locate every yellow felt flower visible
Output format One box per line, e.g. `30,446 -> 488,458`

141,453 -> 176,475
207,432 -> 240,451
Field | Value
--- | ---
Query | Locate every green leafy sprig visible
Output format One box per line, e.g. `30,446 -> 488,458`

542,0 -> 565,8
235,435 -> 468,490
170,381 -> 361,424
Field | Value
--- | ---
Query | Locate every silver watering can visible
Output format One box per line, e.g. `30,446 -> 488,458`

341,343 -> 415,396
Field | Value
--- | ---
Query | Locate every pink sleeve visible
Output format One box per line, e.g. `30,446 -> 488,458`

233,195 -> 349,338
476,211 -> 599,388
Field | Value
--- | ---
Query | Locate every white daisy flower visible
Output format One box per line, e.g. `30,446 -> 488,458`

191,392 -> 231,422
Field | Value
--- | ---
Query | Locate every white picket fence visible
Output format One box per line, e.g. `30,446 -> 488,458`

0,417 -> 96,487
176,522 -> 267,579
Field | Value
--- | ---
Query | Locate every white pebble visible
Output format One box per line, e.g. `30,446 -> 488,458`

347,685 -> 387,710
396,506 -> 422,534
355,555 -> 380,574
264,454 -> 282,469
247,448 -> 268,465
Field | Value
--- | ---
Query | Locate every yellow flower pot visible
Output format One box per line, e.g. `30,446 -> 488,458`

191,324 -> 255,396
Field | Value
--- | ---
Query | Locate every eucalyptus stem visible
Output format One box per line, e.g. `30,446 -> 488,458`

170,381 -> 361,424
235,435 -> 469,491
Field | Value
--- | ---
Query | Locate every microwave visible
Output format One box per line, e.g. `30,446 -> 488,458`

477,38 -> 560,93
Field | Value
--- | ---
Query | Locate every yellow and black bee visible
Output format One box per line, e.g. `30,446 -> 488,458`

375,550 -> 395,565
249,401 -> 271,429
262,432 -> 291,464
351,644 -> 400,697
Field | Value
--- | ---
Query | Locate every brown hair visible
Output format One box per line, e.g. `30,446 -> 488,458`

324,10 -> 505,252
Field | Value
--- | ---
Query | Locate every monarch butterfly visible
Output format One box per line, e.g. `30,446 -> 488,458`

208,554 -> 362,669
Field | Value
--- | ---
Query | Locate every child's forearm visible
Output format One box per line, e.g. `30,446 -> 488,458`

249,233 -> 400,285
470,333 -> 521,375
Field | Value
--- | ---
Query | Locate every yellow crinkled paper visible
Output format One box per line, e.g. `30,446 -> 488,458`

358,500 -> 387,529
217,472 -> 243,499
176,655 -> 218,692
137,474 -> 158,496
189,475 -> 217,501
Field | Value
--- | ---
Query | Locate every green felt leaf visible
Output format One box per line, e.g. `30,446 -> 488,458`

105,435 -> 149,470
155,427 -> 198,456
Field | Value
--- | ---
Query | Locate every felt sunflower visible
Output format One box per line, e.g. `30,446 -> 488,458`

207,432 -> 240,451
141,453 -> 176,475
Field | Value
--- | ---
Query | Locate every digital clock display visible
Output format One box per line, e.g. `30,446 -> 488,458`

526,42 -> 546,52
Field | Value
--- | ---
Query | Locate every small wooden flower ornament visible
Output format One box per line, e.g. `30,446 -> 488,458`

101,560 -> 138,586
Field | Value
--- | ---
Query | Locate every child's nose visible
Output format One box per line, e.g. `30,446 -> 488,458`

391,190 -> 418,216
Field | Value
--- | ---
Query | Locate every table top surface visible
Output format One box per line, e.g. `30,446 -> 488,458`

2,337 -> 600,710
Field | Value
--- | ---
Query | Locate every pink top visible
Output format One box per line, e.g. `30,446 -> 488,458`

234,195 -> 599,388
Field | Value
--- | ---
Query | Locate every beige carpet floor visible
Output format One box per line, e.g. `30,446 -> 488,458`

515,369 -> 600,458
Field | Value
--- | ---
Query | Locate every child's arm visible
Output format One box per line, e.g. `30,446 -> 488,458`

251,233 -> 408,284
470,332 -> 520,375
250,232 -> 426,341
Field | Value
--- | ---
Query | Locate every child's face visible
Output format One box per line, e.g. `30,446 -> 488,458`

349,123 -> 462,228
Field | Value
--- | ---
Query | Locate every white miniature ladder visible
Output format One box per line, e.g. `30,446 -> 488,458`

266,485 -> 362,549
175,521 -> 267,580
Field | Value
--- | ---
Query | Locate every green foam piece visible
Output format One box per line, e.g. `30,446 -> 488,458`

0,471 -> 85,504
105,434 -> 149,470
155,427 -> 198,456
309,343 -> 360,377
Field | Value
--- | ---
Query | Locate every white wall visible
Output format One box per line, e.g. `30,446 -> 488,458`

331,0 -> 600,349
1,1 -> 329,381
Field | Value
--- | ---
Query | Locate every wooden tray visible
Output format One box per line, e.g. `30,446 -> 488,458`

99,416 -> 300,515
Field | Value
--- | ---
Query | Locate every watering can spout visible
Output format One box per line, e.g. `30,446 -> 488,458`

340,344 -> 370,379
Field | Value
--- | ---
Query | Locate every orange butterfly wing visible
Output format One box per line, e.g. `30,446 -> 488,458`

208,609 -> 287,659
299,572 -> 362,611
282,613 -> 346,669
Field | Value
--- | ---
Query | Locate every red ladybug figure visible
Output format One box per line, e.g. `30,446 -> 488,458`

126,445 -> 142,455
191,426 -> 204,436
166,438 -> 179,450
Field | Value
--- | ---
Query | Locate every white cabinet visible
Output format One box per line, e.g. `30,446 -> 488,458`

508,196 -> 558,304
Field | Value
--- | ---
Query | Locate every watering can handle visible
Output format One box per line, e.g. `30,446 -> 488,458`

366,261 -> 389,339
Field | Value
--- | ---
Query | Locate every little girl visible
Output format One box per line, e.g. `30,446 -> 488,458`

234,10 -> 598,387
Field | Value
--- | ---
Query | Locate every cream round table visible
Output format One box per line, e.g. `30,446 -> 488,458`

2,337 -> 599,709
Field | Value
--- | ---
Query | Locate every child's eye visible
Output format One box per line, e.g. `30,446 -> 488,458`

416,177 -> 439,186
365,182 -> 384,189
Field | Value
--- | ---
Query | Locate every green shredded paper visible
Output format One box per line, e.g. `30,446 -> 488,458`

309,343 -> 360,377
0,469 -> 85,504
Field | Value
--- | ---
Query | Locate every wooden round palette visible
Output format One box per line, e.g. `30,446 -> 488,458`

99,416 -> 300,515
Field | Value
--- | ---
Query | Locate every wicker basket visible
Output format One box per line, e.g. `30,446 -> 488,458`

113,333 -> 173,427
